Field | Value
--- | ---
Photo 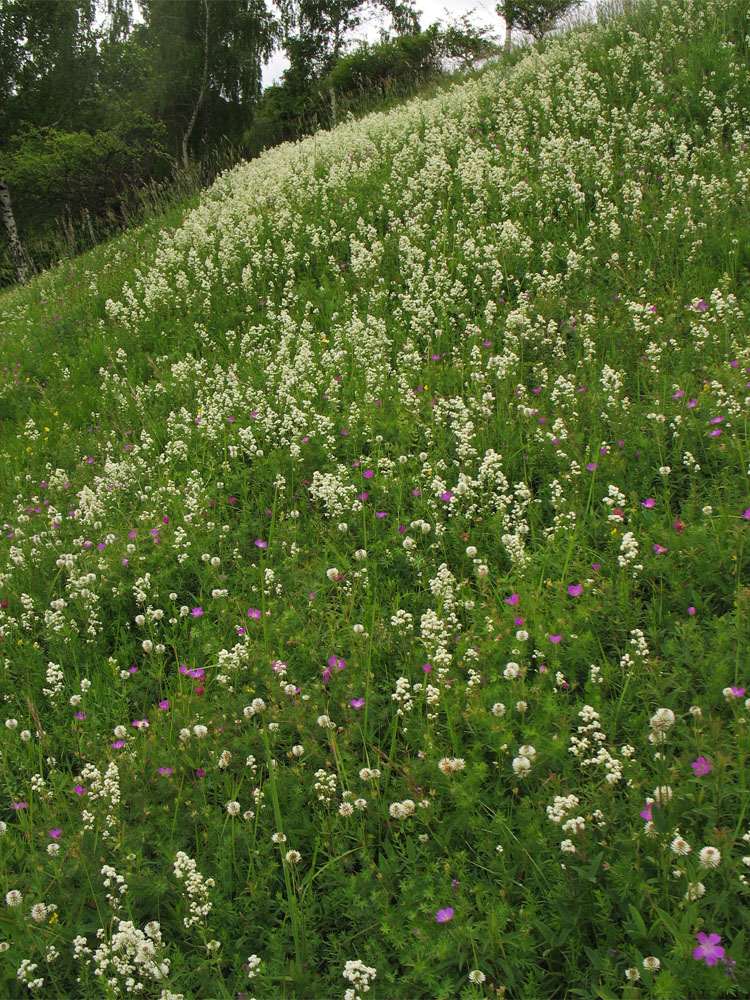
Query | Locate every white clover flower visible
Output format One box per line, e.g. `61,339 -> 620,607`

468,969 -> 486,983
193,724 -> 208,739
466,546 -> 477,558
671,835 -> 692,856
438,757 -> 466,775
226,801 -> 241,816
653,785 -> 673,804
515,701 -> 528,713
642,956 -> 660,972
476,564 -> 489,579
30,903 -> 48,923
354,549 -> 367,560
649,708 -> 675,733
625,967 -> 641,981
5,890 -> 22,906
285,850 -> 301,864
512,756 -> 531,777
291,744 -> 305,757
492,702 -> 506,717
271,832 -> 287,844
518,745 -> 537,761
699,846 -> 721,868
326,567 -> 340,580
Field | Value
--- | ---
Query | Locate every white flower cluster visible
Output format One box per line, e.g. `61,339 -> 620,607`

343,958 -> 377,1000
172,852 -> 215,929
86,919 -> 172,996
547,794 -> 580,824
568,705 -> 623,783
314,768 -> 338,804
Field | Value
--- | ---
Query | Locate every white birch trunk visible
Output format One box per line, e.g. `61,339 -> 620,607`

0,177 -> 27,284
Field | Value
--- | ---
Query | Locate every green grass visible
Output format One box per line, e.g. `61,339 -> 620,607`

0,0 -> 749,996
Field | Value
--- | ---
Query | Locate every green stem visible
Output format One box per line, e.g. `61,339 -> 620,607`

261,723 -> 304,964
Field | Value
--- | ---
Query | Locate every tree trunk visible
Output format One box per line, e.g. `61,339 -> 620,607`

182,0 -> 210,169
0,177 -> 27,284
504,23 -> 512,54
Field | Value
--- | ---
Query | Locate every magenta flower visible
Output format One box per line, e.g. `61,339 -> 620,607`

74,711 -> 87,720
10,801 -> 27,810
255,539 -> 267,549
191,606 -> 204,617
653,543 -> 668,554
743,509 -> 750,520
505,593 -> 519,606
195,769 -> 205,778
435,907 -> 454,923
731,686 -> 746,697
549,634 -> 562,644
693,933 -> 725,966
422,663 -> 432,673
691,756 -> 712,775
640,802 -> 653,821
642,498 -> 655,508
688,606 -> 696,615
350,698 -> 365,710
567,584 -> 583,597
49,829 -> 62,839
696,299 -> 708,312
586,463 -> 597,471
74,785 -> 87,796
440,491 -> 453,501
363,470 -> 374,479
247,608 -> 261,619
158,700 -> 170,710
111,740 -> 125,748
158,767 -> 173,775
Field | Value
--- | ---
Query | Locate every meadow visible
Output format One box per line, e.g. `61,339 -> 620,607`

1,0 -> 749,996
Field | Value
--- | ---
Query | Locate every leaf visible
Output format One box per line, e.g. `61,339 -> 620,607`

627,903 -> 648,938
655,907 -> 680,941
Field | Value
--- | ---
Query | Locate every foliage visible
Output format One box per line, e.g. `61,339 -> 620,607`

497,0 -> 584,39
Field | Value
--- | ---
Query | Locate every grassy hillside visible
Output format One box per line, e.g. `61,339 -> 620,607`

1,0 -> 749,996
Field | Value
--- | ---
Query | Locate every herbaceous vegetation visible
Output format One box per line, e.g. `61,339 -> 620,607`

1,0 -> 749,996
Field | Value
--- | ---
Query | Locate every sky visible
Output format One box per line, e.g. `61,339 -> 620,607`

261,0 -> 509,89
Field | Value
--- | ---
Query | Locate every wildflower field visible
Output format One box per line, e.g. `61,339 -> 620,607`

1,0 -> 750,996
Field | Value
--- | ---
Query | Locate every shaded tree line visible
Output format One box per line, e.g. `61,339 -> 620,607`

0,0 -> 580,286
